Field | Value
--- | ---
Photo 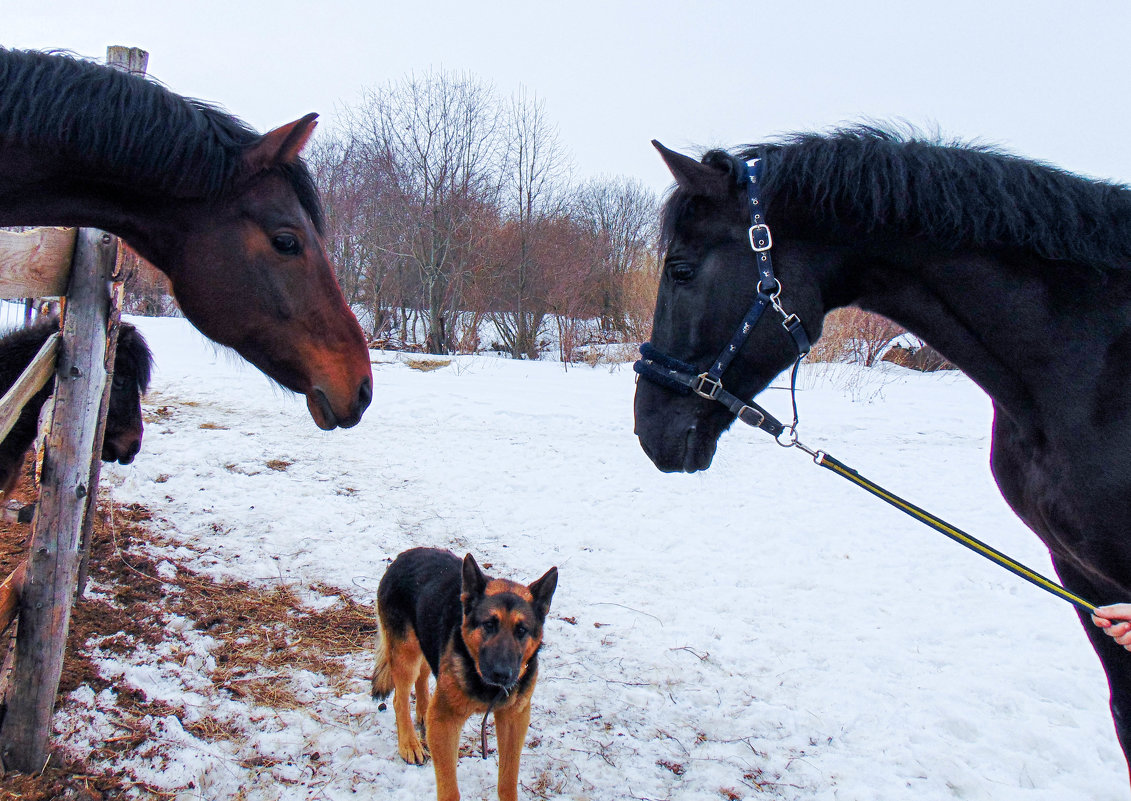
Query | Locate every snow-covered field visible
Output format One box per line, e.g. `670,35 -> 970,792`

78,316 -> 1127,800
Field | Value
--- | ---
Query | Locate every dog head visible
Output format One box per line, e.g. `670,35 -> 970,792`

460,553 -> 558,691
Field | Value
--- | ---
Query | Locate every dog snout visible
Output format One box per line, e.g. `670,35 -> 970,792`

480,654 -> 521,689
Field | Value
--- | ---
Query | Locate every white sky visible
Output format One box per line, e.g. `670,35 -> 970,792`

5,0 -> 1131,194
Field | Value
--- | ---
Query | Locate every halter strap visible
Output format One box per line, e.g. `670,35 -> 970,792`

635,155 -> 809,433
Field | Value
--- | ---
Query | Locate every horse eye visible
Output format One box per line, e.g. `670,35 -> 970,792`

667,260 -> 696,283
271,233 -> 302,256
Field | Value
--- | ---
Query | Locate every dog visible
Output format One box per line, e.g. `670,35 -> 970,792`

372,547 -> 557,801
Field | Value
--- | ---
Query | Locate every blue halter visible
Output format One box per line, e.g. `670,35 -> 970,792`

634,157 -> 811,438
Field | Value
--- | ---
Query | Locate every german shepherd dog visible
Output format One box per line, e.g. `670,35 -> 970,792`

372,548 -> 558,801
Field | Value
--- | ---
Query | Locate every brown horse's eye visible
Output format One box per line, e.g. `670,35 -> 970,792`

272,233 -> 302,256
668,260 -> 695,283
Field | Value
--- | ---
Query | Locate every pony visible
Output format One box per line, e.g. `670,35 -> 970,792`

0,48 -> 370,430
0,317 -> 152,498
633,125 -> 1131,772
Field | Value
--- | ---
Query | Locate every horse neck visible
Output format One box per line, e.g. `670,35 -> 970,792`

839,241 -> 1120,424
0,149 -> 183,272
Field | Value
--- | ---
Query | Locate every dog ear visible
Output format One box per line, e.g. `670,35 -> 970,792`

461,553 -> 488,606
527,566 -> 558,620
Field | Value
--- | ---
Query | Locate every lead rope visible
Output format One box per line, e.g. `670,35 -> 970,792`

770,379 -> 1099,615
480,687 -> 507,759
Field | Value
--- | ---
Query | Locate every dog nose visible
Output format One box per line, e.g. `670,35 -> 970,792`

482,665 -> 518,689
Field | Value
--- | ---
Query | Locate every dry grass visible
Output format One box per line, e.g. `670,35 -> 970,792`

406,358 -> 451,372
0,463 -> 376,799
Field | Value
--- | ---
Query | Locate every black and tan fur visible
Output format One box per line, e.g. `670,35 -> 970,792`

373,547 -> 557,801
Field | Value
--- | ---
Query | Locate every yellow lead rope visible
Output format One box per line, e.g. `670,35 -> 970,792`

814,452 -> 1098,615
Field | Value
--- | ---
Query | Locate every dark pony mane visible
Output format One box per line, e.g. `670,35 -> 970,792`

662,125 -> 1131,269
0,48 -> 323,232
0,317 -> 153,394
116,322 -> 153,394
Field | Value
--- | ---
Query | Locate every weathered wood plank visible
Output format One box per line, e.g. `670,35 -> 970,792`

0,229 -> 75,299
0,228 -> 114,772
0,333 -> 59,452
0,563 -> 26,637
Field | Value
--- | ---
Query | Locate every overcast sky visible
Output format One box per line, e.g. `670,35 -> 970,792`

5,0 -> 1131,194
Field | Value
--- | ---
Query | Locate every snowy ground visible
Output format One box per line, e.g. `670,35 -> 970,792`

74,316 -> 1128,800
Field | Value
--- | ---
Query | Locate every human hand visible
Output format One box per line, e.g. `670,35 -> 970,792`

1092,604 -> 1131,651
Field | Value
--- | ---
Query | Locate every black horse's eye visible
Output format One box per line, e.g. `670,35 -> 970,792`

667,260 -> 695,283
271,233 -> 302,256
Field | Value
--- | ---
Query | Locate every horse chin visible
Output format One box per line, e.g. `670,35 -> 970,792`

306,385 -> 369,431
634,385 -> 724,473
637,426 -> 719,473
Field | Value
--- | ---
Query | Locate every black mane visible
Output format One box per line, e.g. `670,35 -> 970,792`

663,125 -> 1131,269
0,48 -> 323,232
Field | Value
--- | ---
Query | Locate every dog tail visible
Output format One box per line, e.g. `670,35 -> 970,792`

371,623 -> 394,700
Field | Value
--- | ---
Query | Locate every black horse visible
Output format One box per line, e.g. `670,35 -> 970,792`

0,318 -> 152,498
634,126 -> 1131,773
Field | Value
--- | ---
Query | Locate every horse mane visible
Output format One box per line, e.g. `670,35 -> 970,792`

116,322 -> 153,394
0,48 -> 324,232
0,317 -> 152,394
662,124 -> 1131,269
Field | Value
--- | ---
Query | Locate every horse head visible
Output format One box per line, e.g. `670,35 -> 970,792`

634,141 -> 832,472
155,115 -> 373,430
102,322 -> 153,465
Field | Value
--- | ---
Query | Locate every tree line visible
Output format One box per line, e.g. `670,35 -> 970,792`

304,70 -> 661,359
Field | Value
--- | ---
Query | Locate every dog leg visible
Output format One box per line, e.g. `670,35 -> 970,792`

388,633 -> 427,765
494,700 -> 532,801
415,663 -> 431,735
426,698 -> 469,801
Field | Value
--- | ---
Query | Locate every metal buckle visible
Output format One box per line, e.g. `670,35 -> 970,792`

737,405 -> 765,428
693,373 -> 723,400
781,312 -> 800,331
748,224 -> 773,252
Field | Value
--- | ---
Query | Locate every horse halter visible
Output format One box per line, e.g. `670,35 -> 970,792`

634,157 -> 812,442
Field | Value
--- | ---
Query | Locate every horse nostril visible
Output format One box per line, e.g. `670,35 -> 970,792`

357,377 -> 372,411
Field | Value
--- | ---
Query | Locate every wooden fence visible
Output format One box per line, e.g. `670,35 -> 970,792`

0,45 -> 143,774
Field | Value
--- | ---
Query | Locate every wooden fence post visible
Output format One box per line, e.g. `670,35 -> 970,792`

0,229 -> 114,773
76,45 -> 147,595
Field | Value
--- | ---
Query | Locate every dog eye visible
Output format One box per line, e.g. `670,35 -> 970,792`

481,618 -> 499,634
514,623 -> 528,639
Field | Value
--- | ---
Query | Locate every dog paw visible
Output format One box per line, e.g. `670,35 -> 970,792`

398,737 -> 428,765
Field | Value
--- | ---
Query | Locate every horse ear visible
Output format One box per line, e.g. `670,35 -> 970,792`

461,553 -> 488,606
243,112 -> 319,174
527,566 -> 558,620
652,139 -> 730,197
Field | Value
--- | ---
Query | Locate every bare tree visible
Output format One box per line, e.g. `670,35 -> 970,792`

341,71 -> 504,353
573,177 -> 658,335
810,307 -> 906,366
483,88 -> 571,359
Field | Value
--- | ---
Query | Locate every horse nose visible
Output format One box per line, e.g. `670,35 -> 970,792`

119,440 -> 141,465
103,434 -> 141,465
356,376 -> 372,417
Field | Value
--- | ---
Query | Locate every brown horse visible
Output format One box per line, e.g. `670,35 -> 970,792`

0,48 -> 371,430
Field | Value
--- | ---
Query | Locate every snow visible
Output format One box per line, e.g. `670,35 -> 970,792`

76,315 -> 1127,799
